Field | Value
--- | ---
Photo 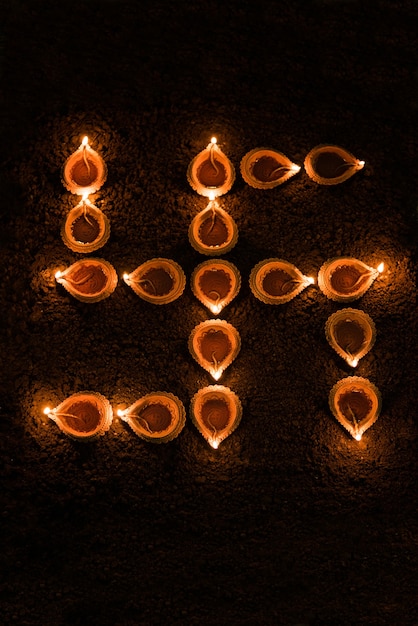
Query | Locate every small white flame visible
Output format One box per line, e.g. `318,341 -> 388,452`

358,160 -> 365,168
117,409 -> 125,417
211,369 -> 222,381
82,192 -> 89,202
123,273 -> 130,281
210,438 -> 220,449
209,303 -> 222,315
306,275 -> 315,285
354,433 -> 362,441
210,137 -> 217,145
43,407 -> 52,415
377,262 -> 384,273
82,136 -> 89,146
208,191 -> 215,202
348,357 -> 359,368
291,164 -> 301,173
55,270 -> 62,280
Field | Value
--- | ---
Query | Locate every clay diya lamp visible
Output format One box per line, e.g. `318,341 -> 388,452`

240,148 -> 301,189
55,258 -> 118,303
118,392 -> 186,443
325,308 -> 376,367
190,385 -> 242,449
304,145 -> 365,185
318,257 -> 384,303
329,376 -> 382,441
61,195 -> 110,253
189,198 -> 238,256
123,258 -> 186,304
43,391 -> 113,441
250,258 -> 315,304
191,259 -> 241,314
189,319 -> 241,380
62,136 -> 107,195
187,137 -> 235,198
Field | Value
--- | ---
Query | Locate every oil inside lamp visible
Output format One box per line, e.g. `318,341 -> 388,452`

191,259 -> 241,314
240,148 -> 301,189
318,257 -> 384,302
250,258 -> 314,304
123,258 -> 186,304
61,194 -> 110,253
117,392 -> 186,443
329,376 -> 381,441
325,308 -> 376,367
187,137 -> 235,197
62,135 -> 107,195
190,385 -> 242,448
189,319 -> 241,380
188,196 -> 238,256
304,145 -> 365,185
55,258 -> 118,303
43,391 -> 113,440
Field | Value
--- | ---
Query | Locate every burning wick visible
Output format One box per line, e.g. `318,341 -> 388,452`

43,407 -> 80,420
376,262 -> 384,274
117,409 -> 152,433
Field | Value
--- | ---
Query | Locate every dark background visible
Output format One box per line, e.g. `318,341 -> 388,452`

1,1 -> 418,624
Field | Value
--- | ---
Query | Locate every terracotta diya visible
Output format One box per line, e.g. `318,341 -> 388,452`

118,392 -> 186,443
62,136 -> 107,195
325,308 -> 376,367
123,258 -> 186,304
304,144 -> 365,185
240,148 -> 301,189
250,258 -> 314,304
318,257 -> 384,302
189,199 -> 238,256
61,196 -> 110,253
191,259 -> 241,314
190,385 -> 242,449
43,391 -> 113,441
329,376 -> 382,441
55,258 -> 118,303
187,137 -> 235,198
189,319 -> 241,380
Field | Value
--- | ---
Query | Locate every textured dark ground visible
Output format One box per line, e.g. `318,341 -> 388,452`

1,1 -> 418,624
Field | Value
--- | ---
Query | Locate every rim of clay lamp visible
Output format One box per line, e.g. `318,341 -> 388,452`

240,147 -> 301,189
56,258 -> 118,303
304,144 -> 364,185
249,258 -> 312,304
48,391 -> 113,441
124,258 -> 186,304
329,376 -> 382,440
191,259 -> 241,314
119,392 -> 186,443
187,144 -> 235,197
318,256 -> 379,302
61,203 -> 110,253
188,319 -> 241,380
188,204 -> 238,256
190,385 -> 242,448
325,308 -> 376,367
62,145 -> 107,195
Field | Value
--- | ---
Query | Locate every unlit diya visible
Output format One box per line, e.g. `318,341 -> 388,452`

62,136 -> 107,195
304,144 -> 364,185
55,258 -> 118,303
44,391 -> 113,441
318,257 -> 383,302
61,198 -> 110,253
187,137 -> 235,197
123,258 -> 186,304
325,308 -> 376,367
118,392 -> 186,443
189,319 -> 241,380
191,259 -> 241,314
240,148 -> 301,189
189,201 -> 238,256
190,385 -> 242,449
329,376 -> 381,441
250,258 -> 314,304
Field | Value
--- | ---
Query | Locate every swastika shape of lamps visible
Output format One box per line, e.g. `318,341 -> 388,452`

44,392 -> 113,441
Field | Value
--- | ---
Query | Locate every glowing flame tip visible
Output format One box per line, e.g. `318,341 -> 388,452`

354,433 -> 362,441
82,136 -> 89,146
43,407 -> 52,415
210,439 -> 220,449
55,270 -> 62,280
210,136 -> 217,145
306,276 -> 315,285
377,262 -> 384,273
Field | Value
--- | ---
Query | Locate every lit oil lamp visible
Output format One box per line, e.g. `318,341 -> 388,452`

329,376 -> 381,441
189,319 -> 241,380
61,194 -> 110,253
188,195 -> 238,256
240,148 -> 301,189
304,144 -> 365,185
62,135 -> 107,195
117,392 -> 186,443
43,391 -> 113,440
187,137 -> 235,198
190,385 -> 242,449
318,257 -> 384,302
250,258 -> 315,304
191,259 -> 241,314
55,258 -> 118,303
123,258 -> 186,304
325,308 -> 376,367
